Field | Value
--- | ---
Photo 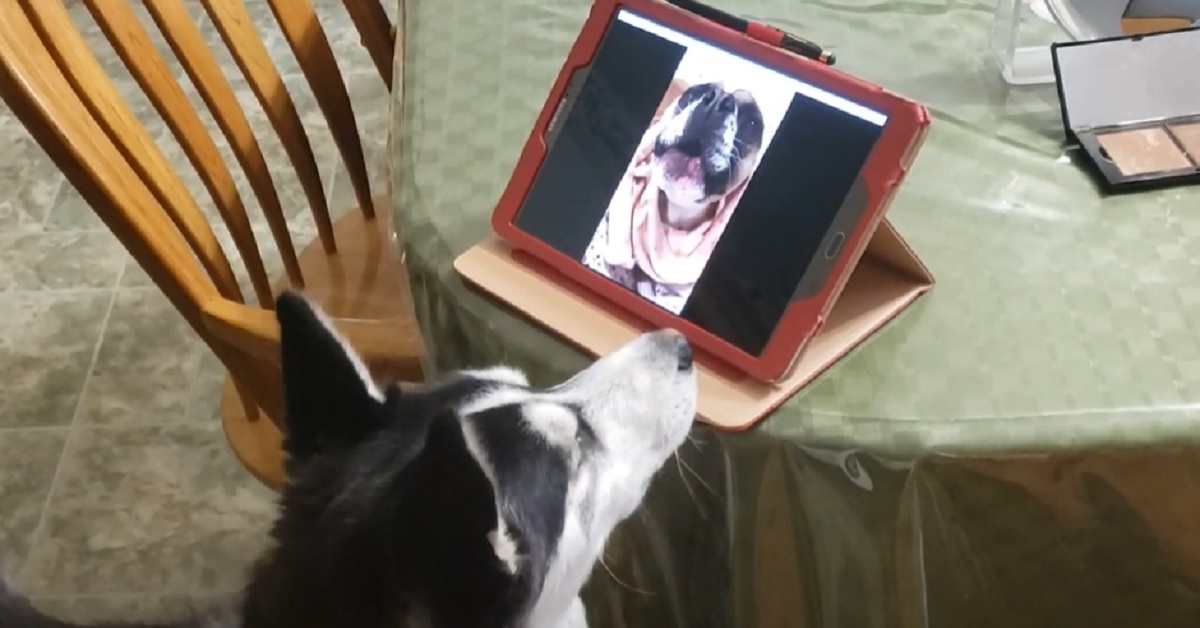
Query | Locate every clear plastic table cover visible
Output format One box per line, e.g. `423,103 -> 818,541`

387,1 -> 1200,625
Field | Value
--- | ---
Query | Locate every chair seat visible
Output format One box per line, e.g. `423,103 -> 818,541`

281,199 -> 410,323
221,201 -> 424,489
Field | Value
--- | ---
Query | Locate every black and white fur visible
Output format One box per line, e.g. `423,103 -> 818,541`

0,292 -> 698,628
652,82 -> 764,231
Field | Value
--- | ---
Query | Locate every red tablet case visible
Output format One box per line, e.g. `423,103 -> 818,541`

456,0 -> 933,429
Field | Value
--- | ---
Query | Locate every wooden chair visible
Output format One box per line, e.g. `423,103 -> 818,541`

0,0 -> 422,491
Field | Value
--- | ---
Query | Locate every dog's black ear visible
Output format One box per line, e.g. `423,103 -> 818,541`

276,291 -> 387,465
394,414 -> 530,625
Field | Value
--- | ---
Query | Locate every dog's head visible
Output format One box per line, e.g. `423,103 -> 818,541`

653,82 -> 764,228
267,293 -> 697,627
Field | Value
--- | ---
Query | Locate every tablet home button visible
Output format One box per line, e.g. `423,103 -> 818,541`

824,232 -> 846,259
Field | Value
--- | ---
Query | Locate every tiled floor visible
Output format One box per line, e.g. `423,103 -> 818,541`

0,1 -> 394,622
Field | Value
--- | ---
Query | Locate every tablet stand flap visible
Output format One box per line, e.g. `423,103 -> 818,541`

454,219 -> 933,431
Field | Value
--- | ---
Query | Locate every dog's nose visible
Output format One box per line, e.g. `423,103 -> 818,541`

676,337 -> 694,372
715,93 -> 736,114
652,329 -> 693,371
698,88 -> 735,115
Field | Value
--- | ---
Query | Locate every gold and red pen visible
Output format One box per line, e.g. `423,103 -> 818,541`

665,0 -> 837,65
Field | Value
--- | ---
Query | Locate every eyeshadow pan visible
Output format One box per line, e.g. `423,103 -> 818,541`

1096,127 -> 1192,176
1167,123 -> 1200,161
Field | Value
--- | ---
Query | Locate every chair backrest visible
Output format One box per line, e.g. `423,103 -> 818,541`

0,0 -> 401,423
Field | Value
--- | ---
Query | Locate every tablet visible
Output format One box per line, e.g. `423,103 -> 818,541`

490,0 -> 929,382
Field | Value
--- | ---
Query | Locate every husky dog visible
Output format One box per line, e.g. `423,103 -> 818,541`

0,292 -> 698,628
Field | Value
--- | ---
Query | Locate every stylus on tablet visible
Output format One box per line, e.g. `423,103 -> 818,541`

664,0 -> 836,65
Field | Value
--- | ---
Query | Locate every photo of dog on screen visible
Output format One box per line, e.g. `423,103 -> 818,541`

582,46 -> 791,314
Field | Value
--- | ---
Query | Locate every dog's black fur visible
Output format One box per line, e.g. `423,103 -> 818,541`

0,294 -> 556,628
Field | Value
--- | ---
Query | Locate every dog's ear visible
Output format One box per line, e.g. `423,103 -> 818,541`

276,291 -> 388,465
393,413 -> 532,625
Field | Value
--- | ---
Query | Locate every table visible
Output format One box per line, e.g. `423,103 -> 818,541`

387,1 -> 1200,626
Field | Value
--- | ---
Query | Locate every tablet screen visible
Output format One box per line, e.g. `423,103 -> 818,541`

513,9 -> 886,357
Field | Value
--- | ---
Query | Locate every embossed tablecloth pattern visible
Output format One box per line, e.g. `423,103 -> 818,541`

388,1 -> 1200,625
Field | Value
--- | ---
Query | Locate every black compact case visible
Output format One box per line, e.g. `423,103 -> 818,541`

1051,27 -> 1200,193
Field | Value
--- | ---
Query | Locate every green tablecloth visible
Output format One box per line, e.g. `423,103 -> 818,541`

388,1 -> 1200,625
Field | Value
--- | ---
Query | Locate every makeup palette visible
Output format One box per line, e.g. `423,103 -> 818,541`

1052,27 -> 1200,191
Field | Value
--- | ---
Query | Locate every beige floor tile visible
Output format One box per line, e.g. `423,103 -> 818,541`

31,593 -> 211,625
0,292 -> 113,429
20,423 -> 275,597
0,430 -> 68,573
75,290 -> 204,426
0,232 -> 124,292
0,123 -> 65,233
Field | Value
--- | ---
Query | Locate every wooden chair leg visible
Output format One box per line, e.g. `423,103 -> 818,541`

220,374 -> 286,491
232,377 -> 261,422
